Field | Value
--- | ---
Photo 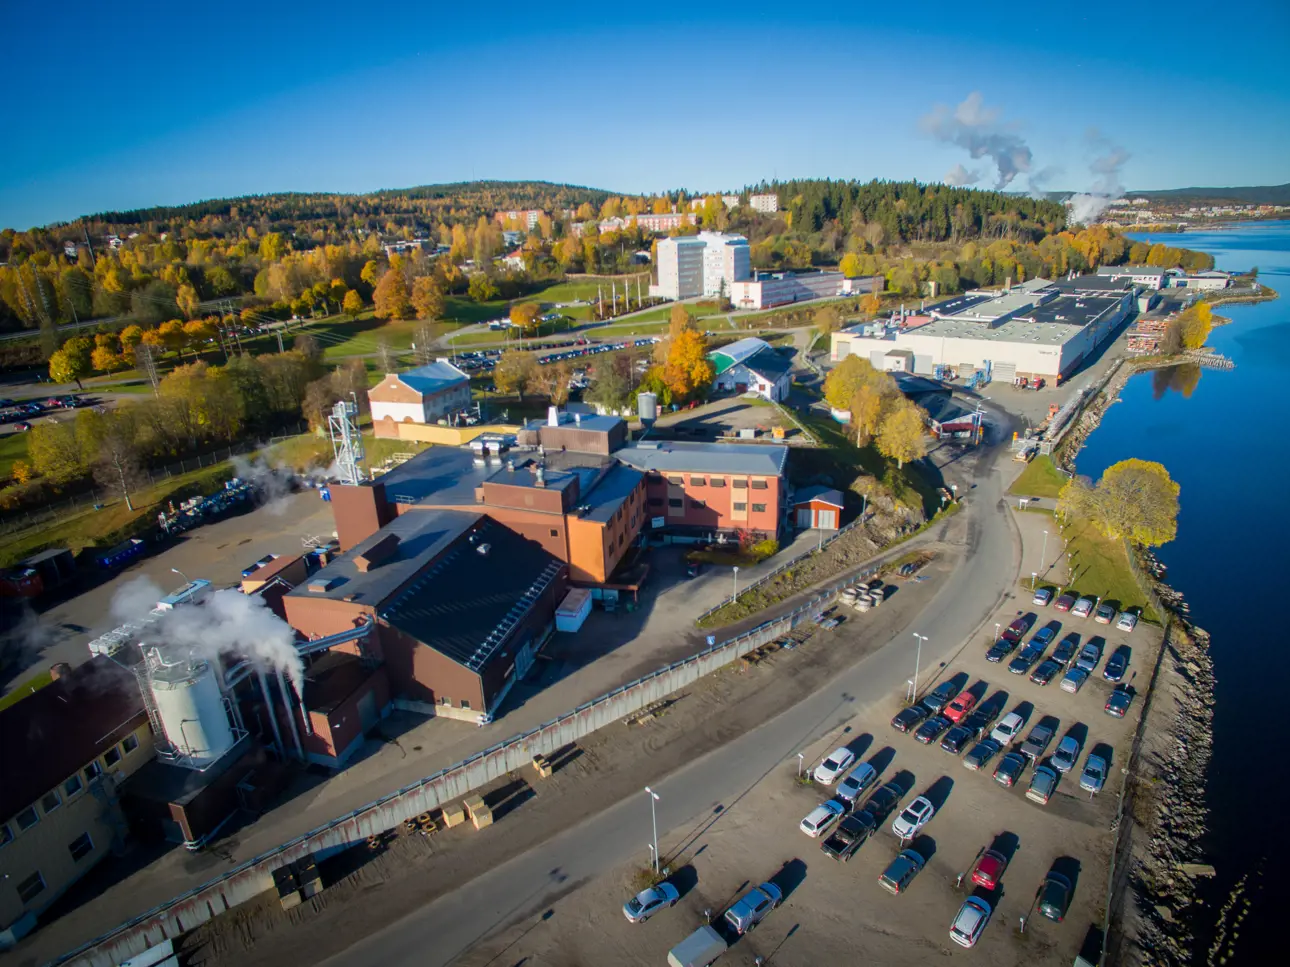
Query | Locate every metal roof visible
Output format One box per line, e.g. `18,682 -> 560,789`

616,440 -> 788,477
742,347 -> 794,381
793,485 -> 844,507
390,360 -> 469,395
709,337 -> 773,375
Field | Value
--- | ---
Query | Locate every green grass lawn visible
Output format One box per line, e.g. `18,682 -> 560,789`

1060,515 -> 1159,622
1009,454 -> 1068,499
0,431 -> 30,479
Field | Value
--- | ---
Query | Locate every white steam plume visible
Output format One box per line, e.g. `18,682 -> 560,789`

230,453 -> 296,516
1067,128 -> 1131,225
921,92 -> 1033,190
943,163 -> 982,187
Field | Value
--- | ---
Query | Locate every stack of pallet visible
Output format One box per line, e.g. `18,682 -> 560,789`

463,794 -> 493,830
272,853 -> 323,910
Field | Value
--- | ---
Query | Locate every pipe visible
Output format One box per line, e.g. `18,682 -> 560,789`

278,668 -> 305,759
257,669 -> 286,759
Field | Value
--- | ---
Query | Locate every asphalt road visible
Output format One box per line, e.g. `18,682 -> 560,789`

320,421 -> 1020,967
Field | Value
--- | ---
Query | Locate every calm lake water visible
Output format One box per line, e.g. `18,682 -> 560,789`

1077,221 -> 1290,963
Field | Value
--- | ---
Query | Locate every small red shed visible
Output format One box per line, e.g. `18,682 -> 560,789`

792,486 -> 844,530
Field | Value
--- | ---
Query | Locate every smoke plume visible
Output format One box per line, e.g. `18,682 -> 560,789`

921,92 -> 1032,189
230,453 -> 297,515
1066,128 -> 1131,225
943,163 -> 982,187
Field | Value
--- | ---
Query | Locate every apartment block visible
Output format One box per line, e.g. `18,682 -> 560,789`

650,232 -> 751,301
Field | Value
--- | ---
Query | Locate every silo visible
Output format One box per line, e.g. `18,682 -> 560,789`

637,391 -> 658,422
149,657 -> 236,768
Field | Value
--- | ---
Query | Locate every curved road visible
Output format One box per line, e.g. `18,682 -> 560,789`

322,416 -> 1020,967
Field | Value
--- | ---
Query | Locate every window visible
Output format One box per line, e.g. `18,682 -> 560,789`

68,832 -> 94,862
751,479 -> 768,490
0,824 -> 12,848
16,871 -> 45,905
15,806 -> 38,831
460,699 -> 471,710
668,498 -> 683,508
40,790 -> 61,815
103,747 -> 122,768
549,528 -> 559,537
64,775 -> 83,798
689,476 -> 706,486
752,503 -> 767,513
648,497 -> 664,507
667,476 -> 684,486
84,761 -> 102,783
709,478 -> 726,488
733,502 -> 747,512
439,696 -> 452,706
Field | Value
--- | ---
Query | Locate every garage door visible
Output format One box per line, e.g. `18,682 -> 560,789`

796,507 -> 814,528
817,509 -> 837,530
991,361 -> 1017,383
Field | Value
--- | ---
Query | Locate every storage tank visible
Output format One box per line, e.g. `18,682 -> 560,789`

149,655 -> 236,768
637,391 -> 658,422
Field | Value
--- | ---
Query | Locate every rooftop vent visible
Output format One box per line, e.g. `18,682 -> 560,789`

308,577 -> 336,593
476,543 -> 491,556
355,533 -> 400,572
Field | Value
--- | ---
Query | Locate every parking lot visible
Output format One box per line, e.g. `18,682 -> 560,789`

457,578 -> 1159,967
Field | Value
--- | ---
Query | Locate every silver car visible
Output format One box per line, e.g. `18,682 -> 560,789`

1080,754 -> 1108,794
1051,735 -> 1081,773
723,882 -> 783,934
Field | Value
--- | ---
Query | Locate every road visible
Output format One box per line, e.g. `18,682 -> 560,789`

321,414 -> 1020,967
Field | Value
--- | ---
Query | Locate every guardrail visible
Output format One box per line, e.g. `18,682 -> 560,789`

52,558 -> 884,967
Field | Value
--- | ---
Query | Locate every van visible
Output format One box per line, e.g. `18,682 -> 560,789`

667,925 -> 727,967
878,849 -> 925,894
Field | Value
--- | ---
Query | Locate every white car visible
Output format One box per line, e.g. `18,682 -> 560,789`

950,897 -> 992,948
836,763 -> 878,804
990,711 -> 1025,746
1032,587 -> 1053,607
1072,596 -> 1096,618
1051,735 -> 1081,773
800,800 -> 845,838
813,747 -> 856,785
622,882 -> 680,922
891,795 -> 936,839
1116,612 -> 1138,633
1061,668 -> 1089,693
1080,754 -> 1108,794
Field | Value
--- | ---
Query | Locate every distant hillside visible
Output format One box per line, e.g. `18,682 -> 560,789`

1124,184 -> 1290,205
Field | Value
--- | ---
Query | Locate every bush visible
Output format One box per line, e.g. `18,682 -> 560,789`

749,538 -> 779,561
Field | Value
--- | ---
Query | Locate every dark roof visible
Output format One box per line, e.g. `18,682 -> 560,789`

1047,274 -> 1135,294
286,508 -> 483,606
616,440 -> 789,477
743,347 -> 794,381
578,463 -> 644,523
1026,294 -> 1124,327
523,412 -> 624,435
380,517 -> 564,672
122,735 -> 254,808
0,658 -> 147,822
921,396 -> 977,426
377,446 -> 491,506
892,373 -> 950,400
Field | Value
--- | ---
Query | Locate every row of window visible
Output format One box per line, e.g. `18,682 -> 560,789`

9,832 -> 94,906
652,498 -> 768,513
664,476 -> 769,490
0,733 -> 139,847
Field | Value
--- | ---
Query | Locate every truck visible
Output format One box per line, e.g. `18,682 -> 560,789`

820,814 -> 875,861
667,925 -> 727,967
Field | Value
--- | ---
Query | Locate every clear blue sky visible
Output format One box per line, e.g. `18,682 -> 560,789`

2,0 -> 1288,230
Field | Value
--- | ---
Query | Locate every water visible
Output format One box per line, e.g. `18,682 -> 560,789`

1076,221 -> 1290,963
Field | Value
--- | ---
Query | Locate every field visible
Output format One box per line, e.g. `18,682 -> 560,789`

1010,455 -> 1068,499
1060,515 -> 1158,621
0,430 -> 29,478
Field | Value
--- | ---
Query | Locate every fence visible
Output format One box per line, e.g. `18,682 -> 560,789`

53,561 -> 883,967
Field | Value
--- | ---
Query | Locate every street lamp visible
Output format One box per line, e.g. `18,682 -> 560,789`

732,566 -> 740,602
645,786 -> 660,873
1031,571 -> 1038,591
1040,529 -> 1049,578
170,567 -> 191,586
911,633 -> 928,699
994,622 -> 1001,643
797,752 -> 805,778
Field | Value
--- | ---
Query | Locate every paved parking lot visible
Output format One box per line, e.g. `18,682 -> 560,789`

457,574 -> 1161,966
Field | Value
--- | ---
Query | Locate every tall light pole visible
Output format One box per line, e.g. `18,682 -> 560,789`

1040,529 -> 1049,579
732,566 -> 740,602
911,633 -> 928,700
1031,571 -> 1038,591
994,622 -> 1001,643
644,787 -> 660,873
170,567 -> 191,586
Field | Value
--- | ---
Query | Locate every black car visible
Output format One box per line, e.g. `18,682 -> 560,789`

964,738 -> 1003,771
940,724 -> 976,755
915,715 -> 952,745
993,751 -> 1028,788
1030,658 -> 1063,686
923,680 -> 961,713
1038,871 -> 1073,921
891,704 -> 930,733
986,639 -> 1017,663
1052,633 -> 1080,666
1008,642 -> 1045,675
858,782 -> 903,824
1103,646 -> 1131,683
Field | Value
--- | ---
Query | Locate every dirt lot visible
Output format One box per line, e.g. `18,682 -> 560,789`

451,588 -> 1162,967
652,396 -> 805,445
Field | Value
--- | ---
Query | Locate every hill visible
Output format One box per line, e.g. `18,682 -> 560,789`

1124,184 -> 1290,205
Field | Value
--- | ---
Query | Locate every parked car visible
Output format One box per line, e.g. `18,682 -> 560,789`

1095,602 -> 1117,624
878,849 -> 926,894
1106,686 -> 1134,718
891,704 -> 930,733
1051,735 -> 1081,773
986,639 -> 1017,663
1038,871 -> 1074,921
1076,640 -> 1103,673
1060,668 -> 1089,693
13,421 -> 31,431
1080,753 -> 1108,794
891,796 -> 936,839
1026,765 -> 1060,805
723,882 -> 782,934
940,725 -> 976,755
623,882 -> 680,922
971,849 -> 1009,889
1032,587 -> 1054,606
1001,614 -> 1035,644
1054,593 -> 1076,612
1030,658 -> 1063,686
1052,632 -> 1079,666
813,747 -> 856,784
800,801 -> 845,838
1072,596 -> 1096,618
964,738 -> 1003,771
857,782 -> 903,825
1116,611 -> 1139,633
1008,641 -> 1046,675
820,814 -> 874,861
990,711 -> 1025,746
915,715 -> 952,745
944,691 -> 977,723
1019,724 -> 1055,763
993,752 -> 1028,788
950,897 -> 992,948
1103,646 -> 1131,683
835,763 -> 878,805
1032,623 -> 1060,647
924,680 -> 961,713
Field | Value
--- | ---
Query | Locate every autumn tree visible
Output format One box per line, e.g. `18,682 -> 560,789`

119,324 -> 144,362
1176,302 -> 1214,350
839,252 -> 862,278
510,301 -> 541,332
468,272 -> 500,302
669,303 -> 695,340
850,382 -> 891,445
183,318 -> 217,354
342,289 -> 364,319
824,355 -> 893,411
663,329 -> 714,402
373,268 -> 413,320
535,360 -> 573,406
411,276 -> 445,320
860,290 -> 882,317
91,345 -> 125,372
1057,458 -> 1179,547
585,362 -> 631,415
813,305 -> 840,335
49,337 -> 93,389
76,408 -> 145,510
176,283 -> 200,319
493,350 -> 536,400
27,421 -> 84,483
875,399 -> 929,468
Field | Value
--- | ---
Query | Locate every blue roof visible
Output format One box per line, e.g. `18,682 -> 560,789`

396,360 -> 469,394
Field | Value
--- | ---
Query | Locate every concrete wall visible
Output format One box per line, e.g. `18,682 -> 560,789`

372,424 -> 522,446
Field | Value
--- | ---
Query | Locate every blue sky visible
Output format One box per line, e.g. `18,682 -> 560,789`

2,0 -> 1288,230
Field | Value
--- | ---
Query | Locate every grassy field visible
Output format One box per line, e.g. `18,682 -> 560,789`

1009,454 -> 1068,498
1057,514 -> 1158,622
0,431 -> 29,478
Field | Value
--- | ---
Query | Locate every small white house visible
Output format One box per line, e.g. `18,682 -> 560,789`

707,337 -> 793,402
368,359 -> 471,436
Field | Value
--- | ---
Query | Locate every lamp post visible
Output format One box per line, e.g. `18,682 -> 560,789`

645,786 -> 660,873
797,752 -> 805,778
1031,571 -> 1038,591
732,566 -> 740,602
170,567 -> 191,586
994,622 -> 1001,643
911,633 -> 928,699
1040,529 -> 1049,578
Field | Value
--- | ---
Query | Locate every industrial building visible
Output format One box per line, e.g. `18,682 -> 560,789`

728,271 -> 882,310
649,232 -> 751,301
369,360 -> 472,437
1169,270 -> 1231,290
517,407 -> 628,455
1095,264 -> 1167,289
708,337 -> 794,401
830,278 -> 1135,383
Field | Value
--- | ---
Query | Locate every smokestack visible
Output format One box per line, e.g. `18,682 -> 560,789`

535,466 -> 546,487
548,405 -> 559,426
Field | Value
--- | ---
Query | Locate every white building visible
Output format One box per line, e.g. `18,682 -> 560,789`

368,359 -> 472,433
1096,265 -> 1167,289
1169,270 -> 1230,291
749,194 -> 779,214
650,232 -> 750,300
707,337 -> 793,402
729,271 -> 844,310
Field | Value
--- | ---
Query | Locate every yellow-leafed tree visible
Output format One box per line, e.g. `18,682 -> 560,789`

875,399 -> 929,468
663,329 -> 714,402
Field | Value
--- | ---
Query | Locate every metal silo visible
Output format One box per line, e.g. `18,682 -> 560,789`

637,391 -> 658,422
148,654 -> 236,768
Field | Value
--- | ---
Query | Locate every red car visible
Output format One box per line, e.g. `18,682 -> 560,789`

944,692 -> 978,724
971,849 -> 1009,890
1054,593 -> 1076,612
1001,615 -> 1034,644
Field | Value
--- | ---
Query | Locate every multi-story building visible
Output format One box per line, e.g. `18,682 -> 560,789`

0,660 -> 155,946
599,212 -> 696,234
729,270 -> 846,310
749,193 -> 779,214
494,209 -> 543,230
369,360 -> 472,437
650,232 -> 751,301
615,441 -> 788,540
